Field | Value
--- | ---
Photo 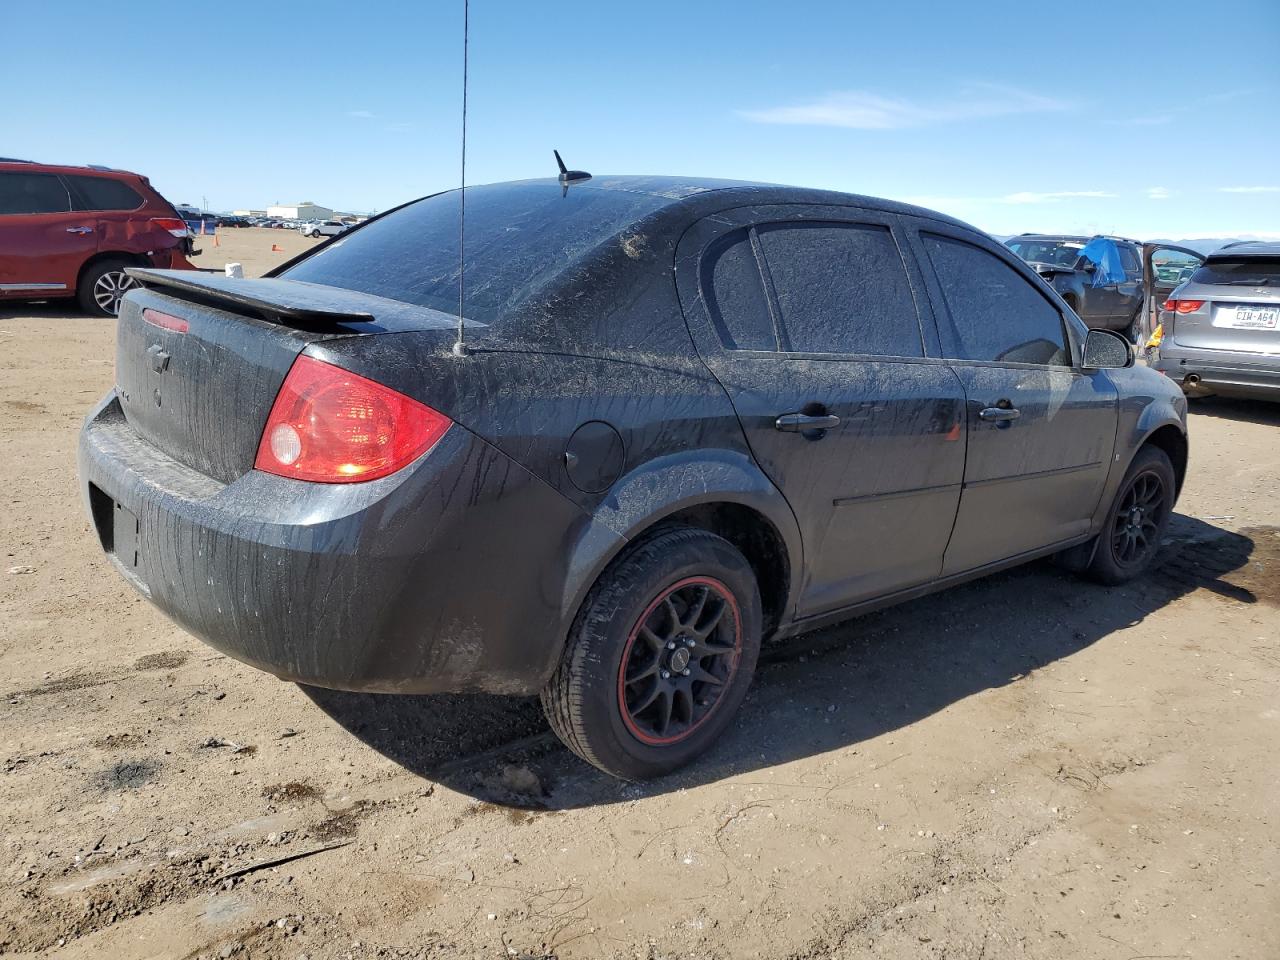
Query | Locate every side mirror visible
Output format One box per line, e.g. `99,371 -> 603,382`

1082,329 -> 1132,369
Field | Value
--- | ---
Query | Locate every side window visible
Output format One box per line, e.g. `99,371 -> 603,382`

1118,245 -> 1141,278
0,172 -> 71,215
922,233 -> 1070,366
67,175 -> 144,212
755,221 -> 923,357
701,230 -> 777,351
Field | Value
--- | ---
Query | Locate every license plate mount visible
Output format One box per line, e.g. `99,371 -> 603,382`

113,502 -> 140,569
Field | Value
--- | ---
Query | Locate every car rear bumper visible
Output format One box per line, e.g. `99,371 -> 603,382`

1153,345 -> 1280,399
78,393 -> 618,695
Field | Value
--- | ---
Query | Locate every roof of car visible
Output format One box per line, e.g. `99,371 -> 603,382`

1012,233 -> 1141,245
0,160 -> 143,178
470,175 -> 977,231
1209,240 -> 1280,258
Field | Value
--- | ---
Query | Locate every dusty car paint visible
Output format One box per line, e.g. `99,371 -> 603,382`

79,176 -> 1188,697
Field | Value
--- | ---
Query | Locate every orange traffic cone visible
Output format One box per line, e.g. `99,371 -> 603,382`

271,244 -> 284,252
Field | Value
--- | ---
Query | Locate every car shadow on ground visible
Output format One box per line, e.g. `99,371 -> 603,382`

301,514 -> 1262,810
1188,396 -> 1280,426
0,301 -> 91,321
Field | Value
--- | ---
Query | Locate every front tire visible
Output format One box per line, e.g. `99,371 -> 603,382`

1085,446 -> 1175,585
78,259 -> 136,317
542,525 -> 762,780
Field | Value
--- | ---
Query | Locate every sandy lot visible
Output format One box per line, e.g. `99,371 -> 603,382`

1,228 -> 1277,959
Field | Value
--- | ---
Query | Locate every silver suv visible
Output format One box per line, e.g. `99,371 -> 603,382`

1153,241 -> 1280,401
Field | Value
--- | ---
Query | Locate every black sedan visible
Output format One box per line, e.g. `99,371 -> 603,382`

79,176 -> 1188,779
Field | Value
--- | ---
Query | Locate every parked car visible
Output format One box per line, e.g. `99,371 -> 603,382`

1006,234 -> 1204,341
302,219 -> 349,238
0,160 -> 196,316
1151,241 -> 1280,401
79,177 -> 1188,779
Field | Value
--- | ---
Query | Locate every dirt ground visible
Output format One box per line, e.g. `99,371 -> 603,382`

1,228 -> 1277,959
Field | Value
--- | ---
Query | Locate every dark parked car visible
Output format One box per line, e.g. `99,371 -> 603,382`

79,177 -> 1188,779
0,160 -> 196,316
1152,241 -> 1280,400
1006,234 -> 1203,341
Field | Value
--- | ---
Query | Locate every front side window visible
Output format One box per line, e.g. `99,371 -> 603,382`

67,175 -> 144,212
923,233 -> 1070,366
755,221 -> 923,357
0,172 -> 71,215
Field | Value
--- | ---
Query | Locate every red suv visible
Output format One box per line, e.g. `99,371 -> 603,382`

0,160 -> 197,316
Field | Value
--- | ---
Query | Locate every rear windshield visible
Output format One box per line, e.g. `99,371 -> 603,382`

279,182 -> 668,322
1191,257 -> 1280,286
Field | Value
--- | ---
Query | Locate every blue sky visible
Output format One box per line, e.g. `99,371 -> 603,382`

7,0 -> 1279,239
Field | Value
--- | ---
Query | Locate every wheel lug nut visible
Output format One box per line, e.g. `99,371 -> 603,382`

682,669 -> 691,677
661,670 -> 670,679
685,638 -> 694,646
666,641 -> 676,650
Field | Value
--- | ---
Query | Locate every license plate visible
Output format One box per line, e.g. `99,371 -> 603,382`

1220,304 -> 1280,330
113,502 -> 140,568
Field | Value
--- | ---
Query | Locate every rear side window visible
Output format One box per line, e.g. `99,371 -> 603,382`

1190,257 -> 1280,285
755,222 -> 923,357
0,172 -> 71,215
1118,245 -> 1141,277
923,233 -> 1069,366
702,231 -> 776,350
67,175 -> 144,212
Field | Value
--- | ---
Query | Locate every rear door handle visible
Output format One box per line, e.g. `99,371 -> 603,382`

65,226 -> 94,234
775,413 -> 841,432
978,406 -> 1021,423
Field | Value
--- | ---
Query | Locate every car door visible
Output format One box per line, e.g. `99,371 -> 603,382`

64,173 -> 149,257
903,221 -> 1119,575
1141,244 -> 1205,339
675,205 -> 967,617
0,170 -> 90,298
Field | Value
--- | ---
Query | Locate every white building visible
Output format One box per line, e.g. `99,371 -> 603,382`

266,201 -> 334,220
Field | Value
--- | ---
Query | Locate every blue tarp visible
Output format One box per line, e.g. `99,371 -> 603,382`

1077,237 -> 1126,287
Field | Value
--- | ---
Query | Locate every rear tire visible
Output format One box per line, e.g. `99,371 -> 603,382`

1085,446 -> 1175,585
541,525 -> 762,780
78,259 -> 136,317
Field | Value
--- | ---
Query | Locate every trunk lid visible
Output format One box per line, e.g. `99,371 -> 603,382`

115,270 -> 462,484
1167,280 -> 1280,354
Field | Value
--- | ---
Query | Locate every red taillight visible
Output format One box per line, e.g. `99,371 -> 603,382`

254,356 -> 451,483
142,308 -> 189,333
1163,299 -> 1205,314
150,217 -> 189,238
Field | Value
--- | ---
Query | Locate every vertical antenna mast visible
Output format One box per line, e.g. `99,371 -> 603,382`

452,0 -> 470,357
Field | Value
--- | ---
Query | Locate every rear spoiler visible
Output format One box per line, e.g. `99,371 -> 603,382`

125,268 -> 470,334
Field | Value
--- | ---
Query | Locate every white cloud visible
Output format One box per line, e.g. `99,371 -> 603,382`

1217,186 -> 1280,194
1146,187 -> 1173,200
738,83 -> 1070,130
347,110 -> 376,119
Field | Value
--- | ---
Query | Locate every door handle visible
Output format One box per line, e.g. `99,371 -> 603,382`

65,226 -> 94,235
978,406 -> 1021,423
775,412 -> 841,433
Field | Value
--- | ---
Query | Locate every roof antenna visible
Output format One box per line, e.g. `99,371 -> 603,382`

554,149 -> 592,197
452,0 -> 471,358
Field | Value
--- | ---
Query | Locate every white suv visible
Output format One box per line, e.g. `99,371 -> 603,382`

303,220 -> 349,238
